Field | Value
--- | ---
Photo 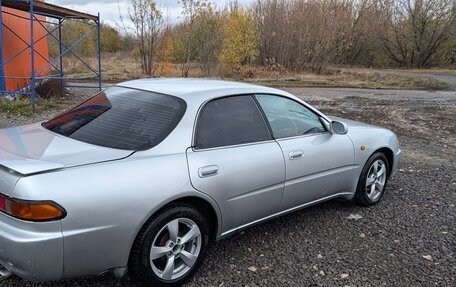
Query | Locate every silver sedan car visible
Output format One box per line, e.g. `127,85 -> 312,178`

0,79 -> 400,286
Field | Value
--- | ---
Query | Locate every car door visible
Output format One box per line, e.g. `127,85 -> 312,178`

186,95 -> 285,233
255,94 -> 355,210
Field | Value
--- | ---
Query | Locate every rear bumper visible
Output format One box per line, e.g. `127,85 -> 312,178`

391,149 -> 401,177
0,213 -> 63,282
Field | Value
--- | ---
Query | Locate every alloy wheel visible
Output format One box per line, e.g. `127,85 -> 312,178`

365,159 -> 387,201
149,218 -> 202,281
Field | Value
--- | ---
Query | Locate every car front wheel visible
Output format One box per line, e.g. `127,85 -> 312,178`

354,152 -> 390,206
129,204 -> 209,286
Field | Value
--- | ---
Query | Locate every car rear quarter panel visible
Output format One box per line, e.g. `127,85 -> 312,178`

0,213 -> 63,281
12,152 -> 220,279
1,168 -> 64,282
0,166 -> 20,197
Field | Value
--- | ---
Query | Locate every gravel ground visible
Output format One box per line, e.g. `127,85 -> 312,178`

1,87 -> 455,287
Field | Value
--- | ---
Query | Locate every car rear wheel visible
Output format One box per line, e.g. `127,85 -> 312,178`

129,204 -> 209,286
354,152 -> 389,206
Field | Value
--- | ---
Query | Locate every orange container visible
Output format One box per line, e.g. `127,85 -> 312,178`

1,0 -> 50,92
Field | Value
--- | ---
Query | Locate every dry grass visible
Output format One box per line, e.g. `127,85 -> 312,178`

249,68 -> 451,90
61,53 -> 211,82
59,53 -> 451,90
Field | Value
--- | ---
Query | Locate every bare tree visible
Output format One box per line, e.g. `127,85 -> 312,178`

116,0 -> 455,76
377,0 -> 456,67
126,0 -> 163,75
335,0 -> 377,65
253,0 -> 376,73
193,7 -> 222,75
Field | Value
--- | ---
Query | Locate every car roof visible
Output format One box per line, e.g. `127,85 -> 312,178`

116,78 -> 289,101
113,78 -> 331,155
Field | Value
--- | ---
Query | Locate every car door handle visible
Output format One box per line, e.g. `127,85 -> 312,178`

289,150 -> 304,160
198,165 -> 219,178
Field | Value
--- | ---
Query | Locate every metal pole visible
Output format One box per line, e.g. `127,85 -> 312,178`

0,0 -> 6,92
34,26 -> 98,77
2,23 -> 60,67
58,18 -> 63,97
97,13 -> 102,91
30,0 -> 36,108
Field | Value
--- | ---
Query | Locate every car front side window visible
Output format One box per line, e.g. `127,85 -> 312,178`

255,94 -> 326,139
195,95 -> 272,149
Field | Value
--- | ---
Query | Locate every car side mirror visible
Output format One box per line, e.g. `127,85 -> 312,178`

331,120 -> 348,134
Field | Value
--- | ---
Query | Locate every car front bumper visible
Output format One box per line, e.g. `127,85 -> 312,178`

0,213 -> 63,282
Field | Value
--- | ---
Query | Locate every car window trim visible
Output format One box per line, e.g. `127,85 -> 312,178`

251,95 -> 275,138
192,94 -> 274,150
275,131 -> 330,142
253,93 -> 329,140
192,139 -> 278,152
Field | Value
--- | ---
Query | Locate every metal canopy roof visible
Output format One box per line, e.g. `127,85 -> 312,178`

1,0 -> 98,21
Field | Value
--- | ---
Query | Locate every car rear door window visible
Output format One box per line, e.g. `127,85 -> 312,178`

195,96 -> 272,149
43,86 -> 186,151
255,94 -> 326,139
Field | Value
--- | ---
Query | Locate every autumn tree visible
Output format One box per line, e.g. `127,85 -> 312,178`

127,0 -> 163,75
219,10 -> 258,69
156,35 -> 175,75
48,21 -> 121,66
48,20 -> 97,57
179,0 -> 211,77
100,24 -> 122,53
192,6 -> 222,75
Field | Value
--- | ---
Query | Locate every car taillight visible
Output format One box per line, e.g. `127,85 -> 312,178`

0,193 -> 65,221
0,195 -> 6,211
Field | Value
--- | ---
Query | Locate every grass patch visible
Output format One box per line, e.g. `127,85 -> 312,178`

248,68 -> 451,90
61,53 -> 453,90
0,98 -> 60,117
406,78 -> 451,90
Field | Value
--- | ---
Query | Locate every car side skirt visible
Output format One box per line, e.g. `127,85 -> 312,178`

218,192 -> 355,239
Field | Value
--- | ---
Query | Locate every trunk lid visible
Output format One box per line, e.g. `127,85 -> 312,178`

0,123 -> 133,175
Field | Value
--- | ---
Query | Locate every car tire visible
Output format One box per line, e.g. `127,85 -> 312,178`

354,152 -> 390,206
129,203 -> 210,287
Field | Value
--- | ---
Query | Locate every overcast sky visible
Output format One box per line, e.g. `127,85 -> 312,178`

48,0 -> 253,27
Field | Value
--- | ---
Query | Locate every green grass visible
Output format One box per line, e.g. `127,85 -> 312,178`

0,98 -> 60,117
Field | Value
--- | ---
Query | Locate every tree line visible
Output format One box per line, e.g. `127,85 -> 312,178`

50,0 -> 456,76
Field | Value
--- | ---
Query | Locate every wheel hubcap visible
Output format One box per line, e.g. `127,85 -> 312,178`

150,218 -> 202,281
365,159 -> 387,201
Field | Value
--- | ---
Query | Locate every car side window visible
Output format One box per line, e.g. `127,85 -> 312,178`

255,94 -> 326,139
195,96 -> 272,149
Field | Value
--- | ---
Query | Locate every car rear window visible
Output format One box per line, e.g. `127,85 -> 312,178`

43,86 -> 186,151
